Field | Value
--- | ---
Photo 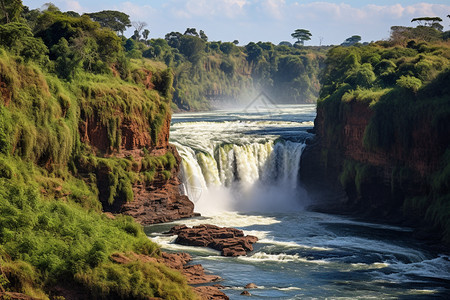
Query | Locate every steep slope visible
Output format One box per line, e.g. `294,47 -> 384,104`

0,41 -> 196,300
302,40 -> 450,244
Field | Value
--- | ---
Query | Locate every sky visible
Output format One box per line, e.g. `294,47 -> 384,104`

23,1 -> 450,45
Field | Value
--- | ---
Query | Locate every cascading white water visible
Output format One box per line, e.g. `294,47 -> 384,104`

176,139 -> 307,214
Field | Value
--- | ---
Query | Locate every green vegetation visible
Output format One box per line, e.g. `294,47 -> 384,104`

318,23 -> 450,243
0,2 -> 196,299
291,29 -> 312,46
126,28 -> 327,110
339,160 -> 374,198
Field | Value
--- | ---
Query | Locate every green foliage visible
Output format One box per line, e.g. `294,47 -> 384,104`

0,21 -> 188,298
179,35 -> 206,63
320,39 -> 450,244
339,160 -> 373,197
0,22 -> 48,63
130,30 -> 326,110
0,179 -> 194,298
396,75 -> 422,92
0,0 -> 24,24
291,29 -> 312,46
76,259 -> 197,299
85,10 -> 131,35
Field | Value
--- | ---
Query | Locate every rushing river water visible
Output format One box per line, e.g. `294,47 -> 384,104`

146,104 -> 450,299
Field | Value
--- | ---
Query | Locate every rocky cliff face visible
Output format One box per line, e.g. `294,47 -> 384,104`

120,145 -> 197,224
315,101 -> 443,177
304,100 -> 444,223
77,72 -> 196,224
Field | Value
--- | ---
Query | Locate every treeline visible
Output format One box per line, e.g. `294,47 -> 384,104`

0,2 -> 196,299
125,28 -> 327,110
318,24 -> 450,242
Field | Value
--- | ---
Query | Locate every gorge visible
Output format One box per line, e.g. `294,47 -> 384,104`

1,2 -> 449,299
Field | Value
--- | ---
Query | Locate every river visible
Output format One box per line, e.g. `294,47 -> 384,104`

146,104 -> 450,299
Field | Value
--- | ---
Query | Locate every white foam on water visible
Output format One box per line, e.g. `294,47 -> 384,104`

407,289 -> 438,295
238,252 -> 330,264
388,254 -> 450,280
179,211 -> 280,228
349,262 -> 390,270
148,234 -> 220,255
259,238 -> 334,251
275,287 -> 302,291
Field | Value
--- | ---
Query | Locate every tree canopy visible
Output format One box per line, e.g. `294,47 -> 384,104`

0,0 -> 24,23
291,29 -> 312,46
85,10 -> 131,35
341,35 -> 361,47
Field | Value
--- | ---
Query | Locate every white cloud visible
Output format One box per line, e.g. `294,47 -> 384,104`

288,2 -> 450,23
115,1 -> 156,19
170,0 -> 248,19
261,0 -> 286,20
64,0 -> 82,12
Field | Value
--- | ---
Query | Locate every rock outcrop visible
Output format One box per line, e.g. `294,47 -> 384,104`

302,100 -> 446,225
169,224 -> 258,257
119,145 -> 198,225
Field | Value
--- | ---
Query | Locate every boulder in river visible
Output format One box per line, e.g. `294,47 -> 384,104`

168,224 -> 258,256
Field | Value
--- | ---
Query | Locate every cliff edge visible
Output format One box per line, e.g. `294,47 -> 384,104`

301,41 -> 450,244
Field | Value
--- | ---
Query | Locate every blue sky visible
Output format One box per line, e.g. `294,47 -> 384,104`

23,1 -> 450,45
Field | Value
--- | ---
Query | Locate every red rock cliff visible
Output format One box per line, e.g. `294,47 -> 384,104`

305,100 -> 445,221
78,71 -> 196,224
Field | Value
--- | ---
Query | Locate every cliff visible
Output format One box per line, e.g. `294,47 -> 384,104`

0,41 -> 196,299
302,41 -> 450,244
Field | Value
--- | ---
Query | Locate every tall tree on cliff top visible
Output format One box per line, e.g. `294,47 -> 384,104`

291,29 -> 312,46
341,35 -> 361,46
132,21 -> 147,40
86,10 -> 131,35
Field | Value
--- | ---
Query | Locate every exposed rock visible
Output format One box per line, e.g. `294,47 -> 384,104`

240,290 -> 251,296
245,283 -> 258,289
305,100 -> 445,223
212,284 -> 225,289
90,144 -> 198,225
169,224 -> 258,256
158,252 -> 221,285
194,286 -> 230,300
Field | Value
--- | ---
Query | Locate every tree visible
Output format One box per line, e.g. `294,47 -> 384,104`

341,35 -> 361,46
411,17 -> 442,26
245,42 -> 263,63
319,36 -> 324,46
184,27 -> 198,37
85,10 -> 131,35
142,29 -> 150,40
0,21 -> 48,62
0,0 -> 24,24
179,35 -> 205,63
165,31 -> 182,48
411,16 -> 444,32
291,29 -> 311,46
42,3 -> 59,12
278,41 -> 292,47
199,30 -> 208,41
220,42 -> 236,55
131,21 -> 147,40
232,39 -> 239,45
64,11 -> 80,18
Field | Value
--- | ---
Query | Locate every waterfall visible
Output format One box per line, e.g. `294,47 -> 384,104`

176,139 -> 307,214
